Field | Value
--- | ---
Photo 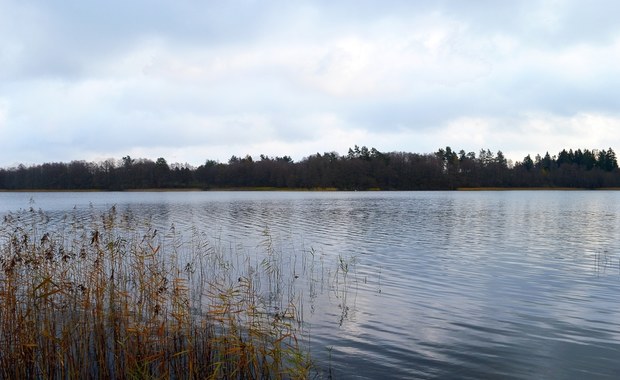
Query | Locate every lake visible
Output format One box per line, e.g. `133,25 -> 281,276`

2,190 -> 620,379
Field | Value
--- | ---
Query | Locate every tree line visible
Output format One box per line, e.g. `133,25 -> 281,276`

0,146 -> 618,190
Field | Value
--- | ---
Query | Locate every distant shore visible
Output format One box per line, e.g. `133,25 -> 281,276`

457,187 -> 620,191
2,186 -> 620,192
0,187 -> 341,192
3,146 -> 620,191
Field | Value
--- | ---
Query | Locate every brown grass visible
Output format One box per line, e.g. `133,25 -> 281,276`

0,206 -> 313,379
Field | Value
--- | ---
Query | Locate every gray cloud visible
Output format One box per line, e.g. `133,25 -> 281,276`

1,0 -> 620,166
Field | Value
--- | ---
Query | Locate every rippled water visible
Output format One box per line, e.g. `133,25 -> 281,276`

2,190 -> 620,379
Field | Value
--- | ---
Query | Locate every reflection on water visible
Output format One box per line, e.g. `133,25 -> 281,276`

2,190 -> 620,379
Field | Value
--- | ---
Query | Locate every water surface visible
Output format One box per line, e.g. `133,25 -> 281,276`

2,190 -> 620,379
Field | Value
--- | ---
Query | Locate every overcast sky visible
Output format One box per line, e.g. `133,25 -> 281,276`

1,0 -> 619,167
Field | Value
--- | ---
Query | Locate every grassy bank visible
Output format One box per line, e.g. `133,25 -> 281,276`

0,207 -> 314,379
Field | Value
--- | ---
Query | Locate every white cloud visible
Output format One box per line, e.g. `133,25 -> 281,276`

435,112 -> 620,162
1,0 -> 620,166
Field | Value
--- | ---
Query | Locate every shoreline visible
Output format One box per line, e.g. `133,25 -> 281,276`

2,186 -> 620,192
0,187 -> 340,192
457,187 -> 620,191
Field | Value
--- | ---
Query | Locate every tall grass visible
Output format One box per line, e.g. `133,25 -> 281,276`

0,206 -> 315,379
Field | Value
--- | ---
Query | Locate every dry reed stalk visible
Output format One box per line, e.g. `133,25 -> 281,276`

0,207 -> 314,379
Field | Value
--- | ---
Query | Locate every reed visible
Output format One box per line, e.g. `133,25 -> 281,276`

0,206 -> 314,379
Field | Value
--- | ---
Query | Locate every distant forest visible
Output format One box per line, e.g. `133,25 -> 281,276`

1,146 -> 619,190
